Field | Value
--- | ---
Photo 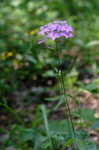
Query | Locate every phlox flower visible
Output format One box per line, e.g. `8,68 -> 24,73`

38,20 -> 73,43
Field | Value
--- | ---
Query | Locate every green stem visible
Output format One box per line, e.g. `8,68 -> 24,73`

55,41 -> 79,150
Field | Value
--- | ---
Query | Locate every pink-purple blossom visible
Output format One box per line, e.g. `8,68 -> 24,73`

38,20 -> 73,42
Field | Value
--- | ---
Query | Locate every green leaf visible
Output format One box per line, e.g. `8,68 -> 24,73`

62,138 -> 74,149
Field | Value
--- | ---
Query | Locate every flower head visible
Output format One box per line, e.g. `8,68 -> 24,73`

38,20 -> 73,43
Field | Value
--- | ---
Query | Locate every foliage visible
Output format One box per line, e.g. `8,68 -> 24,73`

0,0 -> 99,150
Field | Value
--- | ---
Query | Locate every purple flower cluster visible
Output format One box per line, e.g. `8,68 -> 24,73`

38,21 -> 73,42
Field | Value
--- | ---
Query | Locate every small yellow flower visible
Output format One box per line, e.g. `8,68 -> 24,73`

0,51 -> 13,60
28,29 -> 38,35
6,52 -> 13,57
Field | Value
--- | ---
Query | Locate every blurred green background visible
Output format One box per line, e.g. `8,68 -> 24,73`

0,0 -> 99,150
0,0 -> 99,101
